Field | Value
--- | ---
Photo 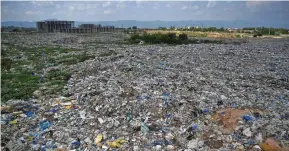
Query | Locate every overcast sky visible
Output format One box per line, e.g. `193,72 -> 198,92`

1,1 -> 289,23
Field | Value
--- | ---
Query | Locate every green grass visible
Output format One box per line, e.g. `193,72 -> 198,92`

127,33 -> 224,45
1,72 -> 39,102
0,44 -> 90,102
46,69 -> 72,81
57,54 -> 95,65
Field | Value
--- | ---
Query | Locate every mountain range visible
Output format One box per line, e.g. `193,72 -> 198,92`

2,20 -> 289,29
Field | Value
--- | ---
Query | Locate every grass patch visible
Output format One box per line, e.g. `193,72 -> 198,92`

1,72 -> 39,102
57,54 -> 95,65
46,69 -> 72,81
127,33 -> 224,45
99,50 -> 117,57
1,44 -> 81,102
1,58 -> 13,70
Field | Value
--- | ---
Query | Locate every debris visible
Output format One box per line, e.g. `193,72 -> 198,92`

1,33 -> 289,151
243,115 -> 254,122
107,139 -> 127,148
187,139 -> 199,149
140,122 -> 150,134
259,138 -> 282,151
94,134 -> 103,144
242,128 -> 252,137
98,118 -> 105,124
255,133 -> 263,143
39,121 -> 52,131
213,108 -> 252,134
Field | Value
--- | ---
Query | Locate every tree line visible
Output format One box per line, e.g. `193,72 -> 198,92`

156,26 -> 289,35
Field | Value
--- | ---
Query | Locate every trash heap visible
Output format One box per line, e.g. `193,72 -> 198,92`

1,36 -> 289,151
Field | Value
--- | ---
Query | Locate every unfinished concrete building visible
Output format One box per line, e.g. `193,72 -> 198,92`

37,21 -> 74,32
36,21 -> 115,33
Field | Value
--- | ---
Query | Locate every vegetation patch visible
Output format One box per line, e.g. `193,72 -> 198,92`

128,33 -> 224,45
1,72 -> 39,102
99,50 -> 117,57
57,54 -> 95,65
1,45 -> 84,102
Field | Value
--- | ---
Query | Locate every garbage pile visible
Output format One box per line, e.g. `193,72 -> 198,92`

1,36 -> 289,151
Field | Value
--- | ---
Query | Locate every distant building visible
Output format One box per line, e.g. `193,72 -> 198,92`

37,21 -> 74,32
36,20 -> 115,33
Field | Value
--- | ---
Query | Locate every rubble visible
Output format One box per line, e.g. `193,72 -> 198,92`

1,33 -> 289,150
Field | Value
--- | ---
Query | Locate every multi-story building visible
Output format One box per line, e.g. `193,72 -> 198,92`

36,21 -> 116,33
36,21 -> 74,32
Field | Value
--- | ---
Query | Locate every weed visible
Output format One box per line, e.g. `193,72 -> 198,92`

99,50 -> 117,57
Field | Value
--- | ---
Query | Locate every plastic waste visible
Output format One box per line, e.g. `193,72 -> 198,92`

191,123 -> 198,131
71,141 -> 81,148
79,110 -> 86,119
40,121 -> 52,131
95,134 -> 103,145
98,118 -> 105,124
10,119 -> 17,125
107,139 -> 127,148
126,111 -> 132,121
242,128 -> 252,137
243,115 -> 253,122
152,140 -> 172,146
140,122 -> 150,134
25,111 -> 34,118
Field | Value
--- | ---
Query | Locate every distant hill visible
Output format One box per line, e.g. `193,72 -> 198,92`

1,21 -> 36,28
2,20 -> 289,29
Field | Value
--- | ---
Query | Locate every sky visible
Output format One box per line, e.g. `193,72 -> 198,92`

1,1 -> 289,22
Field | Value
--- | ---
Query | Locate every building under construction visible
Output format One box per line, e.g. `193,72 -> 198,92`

37,20 -> 115,33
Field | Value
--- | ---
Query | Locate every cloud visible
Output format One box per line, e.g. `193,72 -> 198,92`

90,4 -> 99,9
181,6 -> 188,10
52,11 -> 66,16
76,4 -> 88,11
30,1 -> 54,7
181,5 -> 199,10
207,1 -> 216,8
165,4 -> 171,8
152,2 -> 160,10
86,11 -> 96,16
136,0 -> 143,8
116,2 -> 126,8
152,6 -> 158,10
246,1 -> 271,8
55,4 -> 61,9
104,9 -> 114,14
102,1 -> 111,8
25,10 -> 41,15
69,6 -> 75,11
192,5 -> 199,10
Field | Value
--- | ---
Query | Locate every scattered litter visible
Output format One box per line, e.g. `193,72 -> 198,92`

1,33 -> 289,151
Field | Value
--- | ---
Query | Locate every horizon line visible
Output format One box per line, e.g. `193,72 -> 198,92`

1,20 -> 265,22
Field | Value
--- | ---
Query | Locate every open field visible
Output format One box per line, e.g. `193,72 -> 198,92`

145,30 -> 251,38
145,30 -> 289,39
1,33 -> 289,151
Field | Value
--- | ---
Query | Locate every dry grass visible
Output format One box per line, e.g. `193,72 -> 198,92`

145,30 -> 251,38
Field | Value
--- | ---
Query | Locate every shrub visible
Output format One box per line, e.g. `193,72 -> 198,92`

128,33 -> 224,45
167,33 -> 177,39
179,33 -> 188,41
1,58 -> 13,70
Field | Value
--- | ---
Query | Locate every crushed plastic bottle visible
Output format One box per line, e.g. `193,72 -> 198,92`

39,121 -> 52,131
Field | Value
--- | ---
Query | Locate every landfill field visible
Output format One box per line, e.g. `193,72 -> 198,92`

1,33 -> 289,151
